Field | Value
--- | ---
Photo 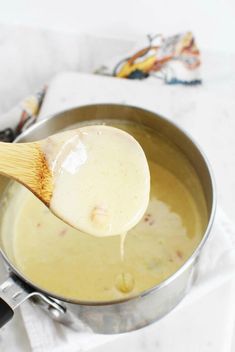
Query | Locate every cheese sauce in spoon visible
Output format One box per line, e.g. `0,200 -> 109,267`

42,125 -> 150,237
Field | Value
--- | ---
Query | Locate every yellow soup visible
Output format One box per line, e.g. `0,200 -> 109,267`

0,123 -> 207,302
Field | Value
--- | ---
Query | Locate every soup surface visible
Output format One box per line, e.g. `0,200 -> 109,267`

0,123 -> 207,301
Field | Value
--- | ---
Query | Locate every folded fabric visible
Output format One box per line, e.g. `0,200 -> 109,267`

95,32 -> 201,85
0,87 -> 46,141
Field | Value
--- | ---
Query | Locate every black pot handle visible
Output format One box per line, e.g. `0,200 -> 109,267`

0,297 -> 14,328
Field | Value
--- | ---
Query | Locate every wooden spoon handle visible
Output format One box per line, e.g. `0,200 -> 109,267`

0,142 -> 52,205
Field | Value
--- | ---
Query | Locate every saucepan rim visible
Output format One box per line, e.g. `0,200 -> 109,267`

0,103 -> 216,306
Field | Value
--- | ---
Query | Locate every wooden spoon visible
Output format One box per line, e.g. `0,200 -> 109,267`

0,126 -> 150,236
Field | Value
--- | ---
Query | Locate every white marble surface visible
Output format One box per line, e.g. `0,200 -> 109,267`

0,24 -> 235,351
92,281 -> 235,352
1,0 -> 235,54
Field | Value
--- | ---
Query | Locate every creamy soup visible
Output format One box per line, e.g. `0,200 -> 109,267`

0,123 -> 207,302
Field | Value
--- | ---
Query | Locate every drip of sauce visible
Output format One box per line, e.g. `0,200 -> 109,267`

120,232 -> 127,262
115,232 -> 135,294
115,272 -> 135,293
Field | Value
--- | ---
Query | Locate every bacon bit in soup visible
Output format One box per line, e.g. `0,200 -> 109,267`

36,222 -> 41,228
143,213 -> 154,225
176,250 -> 183,259
144,213 -> 151,222
59,228 -> 68,236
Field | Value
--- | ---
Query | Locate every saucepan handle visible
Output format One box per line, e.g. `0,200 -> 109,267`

0,274 -> 34,328
0,273 -> 68,329
0,297 -> 14,328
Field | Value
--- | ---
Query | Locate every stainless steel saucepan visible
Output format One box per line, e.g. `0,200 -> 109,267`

0,104 -> 215,333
